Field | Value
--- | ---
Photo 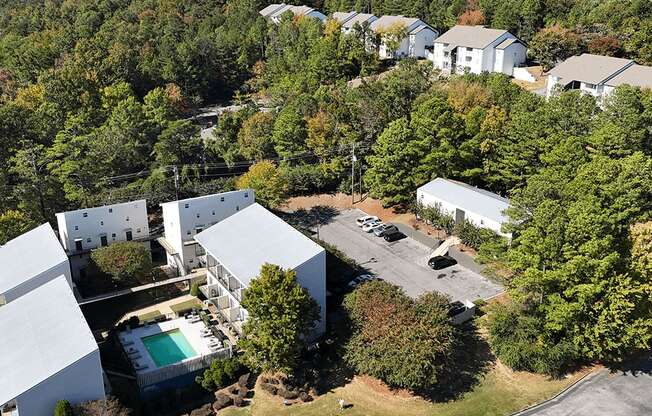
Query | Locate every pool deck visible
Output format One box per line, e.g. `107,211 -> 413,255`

118,317 -> 216,375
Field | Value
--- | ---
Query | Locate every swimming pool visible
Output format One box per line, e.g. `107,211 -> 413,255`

141,329 -> 198,367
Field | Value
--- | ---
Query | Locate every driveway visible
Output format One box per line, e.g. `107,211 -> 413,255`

315,209 -> 503,301
517,354 -> 652,416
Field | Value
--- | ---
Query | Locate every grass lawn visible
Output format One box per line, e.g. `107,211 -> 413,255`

221,364 -> 588,416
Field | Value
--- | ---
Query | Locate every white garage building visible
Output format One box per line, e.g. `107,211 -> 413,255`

416,178 -> 511,238
0,223 -> 72,305
195,203 -> 326,336
0,276 -> 105,416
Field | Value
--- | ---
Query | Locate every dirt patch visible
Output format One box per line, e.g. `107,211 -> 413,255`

285,193 -> 401,222
356,375 -> 419,400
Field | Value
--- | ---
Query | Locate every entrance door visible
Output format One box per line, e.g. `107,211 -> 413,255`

75,239 -> 83,251
100,235 -> 108,247
125,230 -> 133,241
455,208 -> 465,225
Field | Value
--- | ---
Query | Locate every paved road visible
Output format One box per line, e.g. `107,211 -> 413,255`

317,209 -> 503,301
517,354 -> 652,416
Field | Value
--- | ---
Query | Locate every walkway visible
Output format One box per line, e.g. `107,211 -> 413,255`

77,270 -> 205,305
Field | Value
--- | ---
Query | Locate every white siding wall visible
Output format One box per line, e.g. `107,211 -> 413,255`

162,190 -> 255,271
56,200 -> 149,253
432,42 -> 448,70
294,250 -> 327,337
416,188 -> 507,237
409,29 -> 437,58
501,42 -> 527,75
2,263 -> 72,304
16,351 -> 105,416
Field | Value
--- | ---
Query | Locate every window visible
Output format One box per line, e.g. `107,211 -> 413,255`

236,206 -> 239,211
86,238 -> 91,243
184,203 -> 189,209
74,225 -> 79,231
195,227 -> 203,234
136,228 -> 141,233
100,221 -> 104,226
108,208 -> 113,213
100,235 -> 108,247
465,56 -> 472,61
83,212 -> 88,217
585,83 -> 595,89
75,240 -> 83,251
111,233 -> 116,238
466,47 -> 473,52
212,210 -> 216,216
125,216 -> 129,222
186,230 -> 191,235
126,230 -> 133,241
244,192 -> 249,198
196,213 -> 200,218
220,197 -> 225,202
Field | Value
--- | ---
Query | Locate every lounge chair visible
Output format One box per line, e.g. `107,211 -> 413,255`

130,353 -> 142,360
121,339 -> 134,347
134,362 -> 149,371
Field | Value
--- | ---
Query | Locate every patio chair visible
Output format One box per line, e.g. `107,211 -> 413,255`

120,339 -> 134,347
130,353 -> 142,360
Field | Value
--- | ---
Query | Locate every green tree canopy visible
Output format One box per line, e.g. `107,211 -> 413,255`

236,161 -> 289,209
91,241 -> 153,283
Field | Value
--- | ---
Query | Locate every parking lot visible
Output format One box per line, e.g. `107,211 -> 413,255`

316,209 -> 503,301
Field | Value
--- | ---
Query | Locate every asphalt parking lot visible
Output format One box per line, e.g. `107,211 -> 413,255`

315,209 -> 503,301
517,354 -> 652,416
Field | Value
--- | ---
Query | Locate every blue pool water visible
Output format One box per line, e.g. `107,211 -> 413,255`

141,329 -> 197,367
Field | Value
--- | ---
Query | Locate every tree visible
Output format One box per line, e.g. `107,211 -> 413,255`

195,357 -> 242,391
344,281 -> 455,390
91,241 -> 153,283
239,264 -> 320,373
74,397 -> 131,416
364,117 -> 425,205
630,221 -> 652,279
0,210 -> 35,244
375,23 -> 408,57
237,112 -> 276,161
236,161 -> 289,209
271,106 -> 308,157
529,25 -> 583,71
54,400 -> 73,416
458,9 -> 485,25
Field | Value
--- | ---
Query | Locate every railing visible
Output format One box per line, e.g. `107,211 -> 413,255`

136,346 -> 232,387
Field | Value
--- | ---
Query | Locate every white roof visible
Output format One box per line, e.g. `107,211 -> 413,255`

0,223 -> 68,295
259,3 -> 285,17
56,199 -> 147,217
160,189 -> 253,207
194,203 -> 324,286
418,178 -> 511,225
0,276 -> 98,405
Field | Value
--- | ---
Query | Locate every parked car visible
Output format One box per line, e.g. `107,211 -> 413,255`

362,220 -> 383,232
383,230 -> 406,242
347,274 -> 376,288
356,215 -> 379,227
373,224 -> 398,237
428,255 -> 457,270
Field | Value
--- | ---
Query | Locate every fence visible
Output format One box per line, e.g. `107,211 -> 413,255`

137,346 -> 232,387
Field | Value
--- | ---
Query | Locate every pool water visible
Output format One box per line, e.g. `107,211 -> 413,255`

141,329 -> 198,367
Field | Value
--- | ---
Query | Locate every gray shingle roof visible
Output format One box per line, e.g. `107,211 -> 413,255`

194,203 -> 324,286
605,64 -> 652,89
370,15 -> 421,32
336,12 -> 377,29
495,37 -> 520,49
434,25 -> 508,49
548,54 -> 634,85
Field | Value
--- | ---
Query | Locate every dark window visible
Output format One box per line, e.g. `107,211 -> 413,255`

75,240 -> 83,251
244,192 -> 248,198
100,221 -> 104,226
184,203 -> 189,208
126,230 -> 133,241
74,225 -> 78,231
220,197 -> 225,202
196,213 -> 200,218
108,208 -> 113,213
86,238 -> 91,243
100,235 -> 108,247
126,216 -> 129,222
83,212 -> 88,217
111,233 -> 116,238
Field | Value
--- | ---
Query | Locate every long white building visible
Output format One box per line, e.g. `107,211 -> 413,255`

431,25 -> 526,75
417,178 -> 512,238
160,190 -> 255,275
332,11 -> 378,34
259,3 -> 327,24
0,223 -> 72,305
56,200 -> 150,280
0,276 -> 105,416
195,203 -> 326,336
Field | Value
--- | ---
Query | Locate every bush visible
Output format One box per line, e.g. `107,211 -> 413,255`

476,234 -> 509,264
412,201 -> 454,234
487,303 -> 577,376
453,219 -> 502,251
282,163 -> 340,196
196,357 -> 242,391
54,400 -> 74,416
74,396 -> 132,415
90,241 -> 153,283
190,282 -> 200,297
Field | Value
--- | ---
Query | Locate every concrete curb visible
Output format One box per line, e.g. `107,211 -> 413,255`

509,369 -> 601,415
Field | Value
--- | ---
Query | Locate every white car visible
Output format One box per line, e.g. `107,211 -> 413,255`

362,220 -> 383,233
356,215 -> 379,227
347,274 -> 376,288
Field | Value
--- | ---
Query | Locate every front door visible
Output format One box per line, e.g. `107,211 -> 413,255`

125,230 -> 133,241
455,208 -> 465,225
100,235 -> 108,247
75,239 -> 83,251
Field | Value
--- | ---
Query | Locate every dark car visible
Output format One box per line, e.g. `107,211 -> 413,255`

374,224 -> 399,237
428,255 -> 457,270
383,230 -> 405,242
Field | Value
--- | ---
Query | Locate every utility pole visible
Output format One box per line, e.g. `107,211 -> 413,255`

351,142 -> 357,205
173,165 -> 179,200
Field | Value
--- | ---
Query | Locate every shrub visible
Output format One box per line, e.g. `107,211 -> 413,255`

196,357 -> 242,391
90,241 -> 153,283
54,400 -> 74,416
412,201 -> 454,234
453,219 -> 501,250
487,303 -> 577,376
476,233 -> 509,263
74,396 -> 131,415
190,282 -> 200,297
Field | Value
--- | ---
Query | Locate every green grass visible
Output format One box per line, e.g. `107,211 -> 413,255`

169,298 -> 202,315
137,310 -> 163,323
220,364 -> 586,416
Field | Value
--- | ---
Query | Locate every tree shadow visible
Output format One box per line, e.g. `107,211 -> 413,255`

417,321 -> 495,402
282,205 -> 340,231
605,352 -> 652,377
